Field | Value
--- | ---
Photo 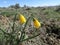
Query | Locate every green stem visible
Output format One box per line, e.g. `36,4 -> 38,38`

16,14 -> 33,44
0,28 -> 15,39
12,14 -> 16,33
0,28 -> 10,35
17,14 -> 32,44
20,16 -> 31,41
11,9 -> 17,34
21,33 -> 40,42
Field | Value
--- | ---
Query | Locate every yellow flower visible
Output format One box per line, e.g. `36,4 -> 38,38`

19,14 -> 26,24
33,18 -> 41,28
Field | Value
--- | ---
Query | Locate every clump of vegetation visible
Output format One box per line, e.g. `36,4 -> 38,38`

0,12 -> 41,45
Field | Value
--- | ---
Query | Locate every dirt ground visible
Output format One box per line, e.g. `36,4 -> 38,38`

0,15 -> 60,45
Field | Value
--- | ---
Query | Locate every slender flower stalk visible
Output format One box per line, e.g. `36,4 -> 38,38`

33,18 -> 41,29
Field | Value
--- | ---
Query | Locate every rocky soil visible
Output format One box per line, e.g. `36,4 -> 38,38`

0,15 -> 60,45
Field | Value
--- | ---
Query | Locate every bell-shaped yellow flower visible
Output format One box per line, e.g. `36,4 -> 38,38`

19,14 -> 26,24
33,18 -> 41,28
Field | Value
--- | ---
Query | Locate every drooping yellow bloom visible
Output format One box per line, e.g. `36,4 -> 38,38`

33,18 -> 41,28
19,14 -> 26,24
